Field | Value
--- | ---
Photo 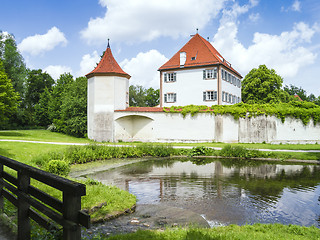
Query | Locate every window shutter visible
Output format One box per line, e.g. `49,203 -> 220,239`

214,68 -> 217,79
174,93 -> 177,102
203,92 -> 206,101
164,73 -> 167,82
203,70 -> 206,79
214,91 -> 217,101
164,94 -> 167,103
174,73 -> 176,82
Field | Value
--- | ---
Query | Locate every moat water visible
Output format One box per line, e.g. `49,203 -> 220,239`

88,158 -> 320,228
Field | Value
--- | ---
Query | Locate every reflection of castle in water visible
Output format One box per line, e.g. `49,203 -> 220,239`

90,160 -> 320,203
89,159 -> 320,226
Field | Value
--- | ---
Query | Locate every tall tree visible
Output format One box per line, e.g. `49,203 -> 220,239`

129,85 -> 160,107
48,73 -> 74,122
25,69 -> 54,108
241,65 -> 290,103
0,60 -> 20,125
0,32 -> 27,96
283,84 -> 308,101
54,77 -> 87,137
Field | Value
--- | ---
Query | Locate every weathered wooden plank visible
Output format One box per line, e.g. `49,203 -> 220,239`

18,170 -> 30,240
0,155 -> 85,195
78,210 -> 91,229
28,185 -> 63,212
2,188 -> 18,207
63,192 -> 81,240
28,208 -> 59,231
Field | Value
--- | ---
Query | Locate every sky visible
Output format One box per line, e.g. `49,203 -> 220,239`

1,0 -> 320,95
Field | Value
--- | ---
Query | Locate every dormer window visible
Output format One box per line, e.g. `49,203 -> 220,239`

191,56 -> 196,60
203,68 -> 217,79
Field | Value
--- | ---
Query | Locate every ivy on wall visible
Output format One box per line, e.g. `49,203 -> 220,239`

163,101 -> 320,125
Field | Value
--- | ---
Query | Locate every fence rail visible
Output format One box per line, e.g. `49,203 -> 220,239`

0,155 -> 90,240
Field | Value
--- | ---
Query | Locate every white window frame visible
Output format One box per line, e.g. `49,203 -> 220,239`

203,90 -> 217,101
164,72 -> 176,83
203,68 -> 217,80
164,93 -> 176,103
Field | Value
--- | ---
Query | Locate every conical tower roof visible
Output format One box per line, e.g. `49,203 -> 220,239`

158,33 -> 241,78
86,41 -> 131,79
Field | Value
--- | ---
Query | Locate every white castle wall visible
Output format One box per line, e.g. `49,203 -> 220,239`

113,111 -> 320,143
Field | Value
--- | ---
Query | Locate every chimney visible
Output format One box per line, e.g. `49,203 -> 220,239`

180,52 -> 186,67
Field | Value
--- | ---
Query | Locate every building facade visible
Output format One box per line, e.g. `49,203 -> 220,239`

158,34 -> 242,107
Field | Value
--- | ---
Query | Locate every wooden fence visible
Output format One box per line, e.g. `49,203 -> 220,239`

0,155 -> 90,240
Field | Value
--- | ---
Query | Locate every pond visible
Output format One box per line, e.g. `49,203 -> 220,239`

87,158 -> 320,228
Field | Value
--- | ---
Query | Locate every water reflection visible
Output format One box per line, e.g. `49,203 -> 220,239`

87,159 -> 320,227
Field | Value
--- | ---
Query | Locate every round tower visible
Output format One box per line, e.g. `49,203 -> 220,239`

86,40 -> 131,142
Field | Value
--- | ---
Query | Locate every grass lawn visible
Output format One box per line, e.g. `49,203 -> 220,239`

0,141 -> 136,227
0,129 -> 92,143
1,130 -> 320,151
105,224 -> 320,240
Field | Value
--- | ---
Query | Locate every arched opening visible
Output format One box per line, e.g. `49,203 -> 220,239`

115,115 -> 154,139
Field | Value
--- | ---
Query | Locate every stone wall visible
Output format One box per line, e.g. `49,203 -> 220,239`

112,111 -> 320,143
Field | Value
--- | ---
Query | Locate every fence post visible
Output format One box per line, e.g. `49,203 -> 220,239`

17,169 -> 31,240
0,163 -> 3,210
63,192 -> 81,240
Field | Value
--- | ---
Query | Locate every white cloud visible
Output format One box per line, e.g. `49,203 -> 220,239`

249,13 -> 260,22
44,65 -> 73,80
81,0 -> 227,45
77,51 -> 100,77
120,50 -> 168,89
292,0 -> 301,12
18,27 -> 67,55
212,2 -> 317,79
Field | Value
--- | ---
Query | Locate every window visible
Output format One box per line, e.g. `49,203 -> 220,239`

222,91 -> 225,102
203,68 -> 217,79
227,73 -> 231,82
228,93 -> 232,103
203,91 -> 217,101
164,93 -> 176,103
221,69 -> 225,80
164,72 -> 176,82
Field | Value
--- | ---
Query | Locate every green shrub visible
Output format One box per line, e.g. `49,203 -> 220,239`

45,160 -> 70,176
189,146 -> 214,156
220,145 -> 270,159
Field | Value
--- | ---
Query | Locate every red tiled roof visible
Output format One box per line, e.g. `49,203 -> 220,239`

158,33 -> 242,78
115,107 -> 164,112
294,94 -> 303,101
86,42 -> 131,79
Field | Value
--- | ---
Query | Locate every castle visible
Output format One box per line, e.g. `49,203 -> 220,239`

86,36 -> 320,144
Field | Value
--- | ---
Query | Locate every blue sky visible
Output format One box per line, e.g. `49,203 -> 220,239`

1,0 -> 320,95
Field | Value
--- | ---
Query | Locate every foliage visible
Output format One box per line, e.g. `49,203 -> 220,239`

0,32 -> 27,96
163,101 -> 320,125
284,84 -> 308,101
33,143 -> 174,166
34,87 -> 52,126
45,160 -> 70,176
241,65 -> 290,103
220,145 -> 272,159
129,85 -> 159,107
0,59 -> 20,125
105,224 -> 320,240
189,146 -> 214,156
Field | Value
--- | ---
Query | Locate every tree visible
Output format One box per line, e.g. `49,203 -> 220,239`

48,73 -> 74,122
34,88 -> 52,126
25,69 -> 54,107
241,65 -> 290,103
283,84 -> 308,101
0,32 -> 27,96
54,77 -> 87,137
0,60 -> 20,125
129,85 -> 160,107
